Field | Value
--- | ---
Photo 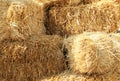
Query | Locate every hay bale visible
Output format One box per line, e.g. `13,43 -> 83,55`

0,1 -> 46,41
7,2 -> 45,40
64,32 -> 120,74
0,35 -> 66,81
47,1 -> 120,36
40,71 -> 118,81
109,33 -> 120,73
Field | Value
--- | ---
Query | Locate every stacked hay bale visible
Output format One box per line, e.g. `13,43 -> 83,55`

40,32 -> 120,81
46,0 -> 120,36
0,0 -> 46,41
0,0 -> 120,81
7,1 -> 46,40
109,33 -> 120,73
0,35 -> 66,81
0,1 -> 67,81
64,32 -> 119,74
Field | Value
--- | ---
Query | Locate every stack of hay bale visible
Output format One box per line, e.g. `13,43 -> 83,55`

0,0 -> 66,81
41,32 -> 120,81
41,0 -> 120,81
0,0 -> 120,81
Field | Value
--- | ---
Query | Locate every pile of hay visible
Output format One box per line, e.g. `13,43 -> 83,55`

47,0 -> 120,36
64,32 -> 120,74
0,35 -> 66,81
40,71 -> 118,81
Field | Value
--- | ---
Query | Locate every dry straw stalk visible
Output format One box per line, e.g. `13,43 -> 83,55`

64,32 -> 120,74
47,0 -> 120,36
0,35 -> 66,81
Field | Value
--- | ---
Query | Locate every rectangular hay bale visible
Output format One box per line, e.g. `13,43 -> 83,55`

0,35 -> 66,81
64,32 -> 119,74
0,0 -> 46,41
47,1 -> 120,36
109,33 -> 120,73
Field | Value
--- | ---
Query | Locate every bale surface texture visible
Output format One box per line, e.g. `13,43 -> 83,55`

40,71 -> 119,81
0,35 -> 66,81
0,0 -> 46,41
109,33 -> 120,73
33,0 -> 104,6
64,32 -> 120,74
47,1 -> 120,36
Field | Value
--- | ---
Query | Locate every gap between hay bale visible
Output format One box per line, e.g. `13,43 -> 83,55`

46,0 -> 120,36
0,35 -> 66,81
64,32 -> 120,74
